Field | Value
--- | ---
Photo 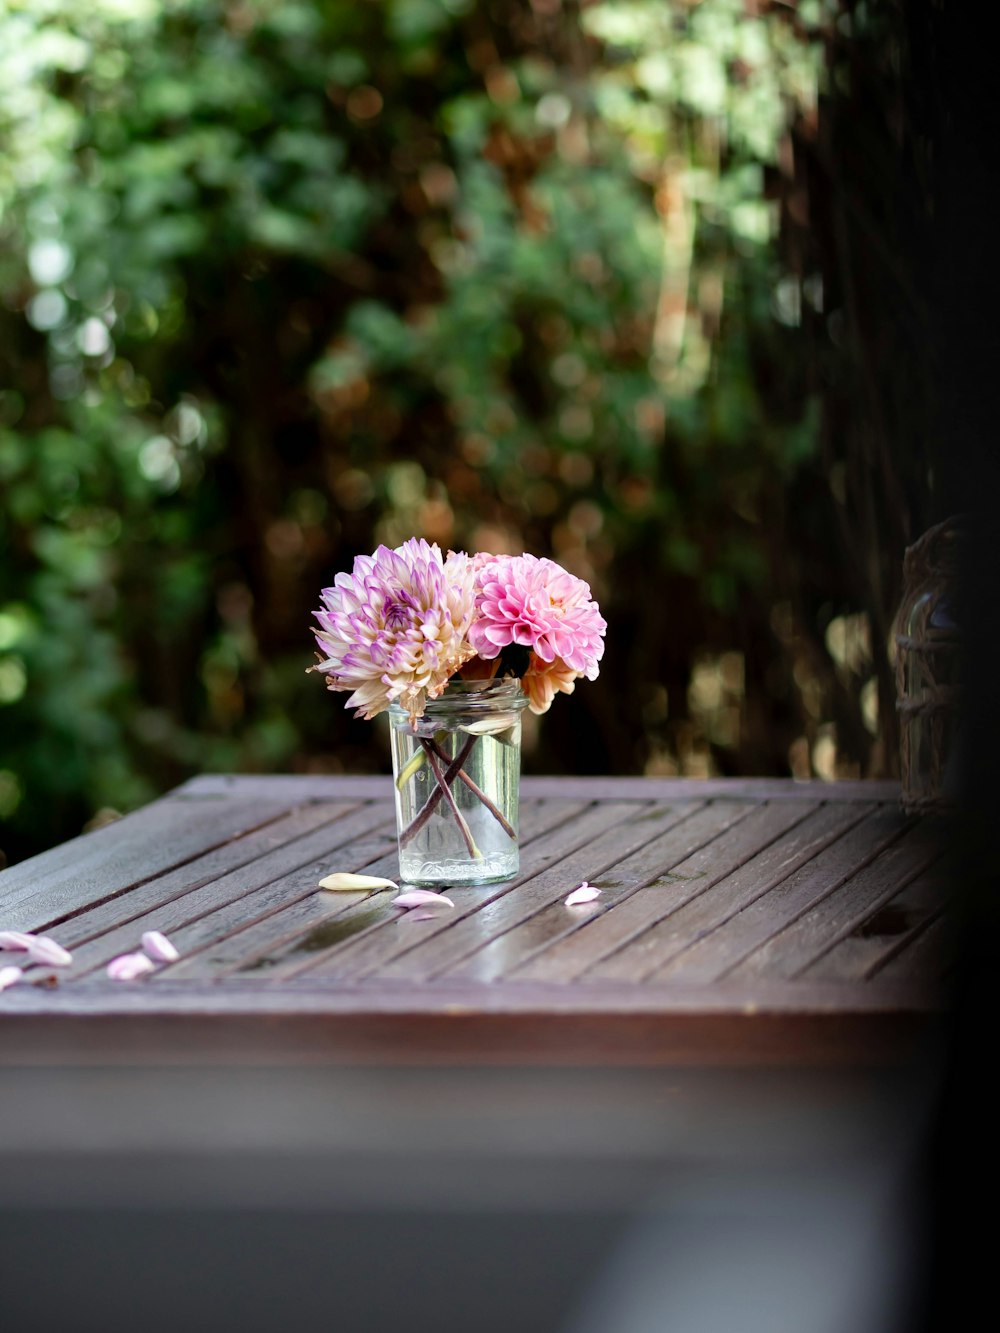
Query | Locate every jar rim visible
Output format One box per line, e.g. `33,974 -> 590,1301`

389,676 -> 529,717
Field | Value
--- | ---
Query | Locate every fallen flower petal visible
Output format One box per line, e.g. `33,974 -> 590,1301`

565,882 -> 601,907
318,872 -> 399,892
0,966 -> 24,991
0,930 -> 37,952
393,889 -> 455,909
459,713 -> 519,737
141,930 -> 180,963
107,952 -> 156,981
25,936 -> 73,967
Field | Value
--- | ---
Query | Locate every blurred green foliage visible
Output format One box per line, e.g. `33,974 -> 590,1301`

1,0 -> 911,866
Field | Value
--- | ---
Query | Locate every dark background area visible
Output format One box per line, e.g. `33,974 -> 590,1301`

909,3 -> 999,1331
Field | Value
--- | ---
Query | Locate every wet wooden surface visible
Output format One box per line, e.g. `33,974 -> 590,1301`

0,775 -> 954,1064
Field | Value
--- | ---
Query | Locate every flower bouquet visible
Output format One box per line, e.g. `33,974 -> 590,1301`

309,538 -> 606,885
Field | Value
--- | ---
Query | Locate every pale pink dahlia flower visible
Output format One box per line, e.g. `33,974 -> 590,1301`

311,539 -> 476,720
469,553 -> 606,714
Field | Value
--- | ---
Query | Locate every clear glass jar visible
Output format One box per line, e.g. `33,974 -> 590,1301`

895,517 -> 961,811
389,678 -> 530,886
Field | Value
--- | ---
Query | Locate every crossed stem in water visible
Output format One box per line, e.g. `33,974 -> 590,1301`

397,735 -> 517,850
420,739 -> 481,859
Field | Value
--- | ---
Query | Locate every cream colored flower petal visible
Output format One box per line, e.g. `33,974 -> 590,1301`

459,713 -> 518,736
318,872 -> 399,892
0,966 -> 24,991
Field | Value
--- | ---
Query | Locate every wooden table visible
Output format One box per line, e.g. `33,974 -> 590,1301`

0,775 -> 955,1331
0,774 -> 953,1065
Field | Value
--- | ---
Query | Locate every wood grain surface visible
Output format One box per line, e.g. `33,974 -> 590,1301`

0,775 -> 953,1065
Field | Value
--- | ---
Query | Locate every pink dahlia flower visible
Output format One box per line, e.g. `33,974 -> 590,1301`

469,554 -> 606,713
311,539 -> 476,720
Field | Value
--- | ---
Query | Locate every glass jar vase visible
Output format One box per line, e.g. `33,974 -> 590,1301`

895,516 -> 962,812
388,678 -> 530,886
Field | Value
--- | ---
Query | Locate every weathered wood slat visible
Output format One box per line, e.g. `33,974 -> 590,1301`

365,802 -> 710,985
650,807 -> 913,986
173,773 -> 902,804
166,797 -> 542,985
163,794 -> 580,980
148,815 -> 400,986
0,977 -> 940,1068
624,794 -> 880,986
259,801 -> 641,987
0,975 -> 942,1015
586,802 -> 873,988
242,798 -> 594,984
173,773 -> 392,801
0,795 -> 307,930
517,777 -> 900,802
166,800 -> 588,982
447,799 -> 761,985
159,824 -> 396,982
9,801 -> 359,942
728,821 -> 943,983
139,812 -> 402,982
59,804 -> 395,980
266,800 -> 647,984
876,912 -> 961,982
558,800 -> 824,987
0,774 -> 949,1069
799,863 -> 952,982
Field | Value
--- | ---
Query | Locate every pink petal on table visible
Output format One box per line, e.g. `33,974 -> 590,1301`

25,936 -> 73,967
393,889 -> 455,909
565,882 -> 601,907
0,966 -> 24,991
0,930 -> 39,951
141,930 -> 180,963
107,952 -> 156,981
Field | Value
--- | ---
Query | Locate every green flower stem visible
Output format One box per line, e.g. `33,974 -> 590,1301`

394,748 -> 426,790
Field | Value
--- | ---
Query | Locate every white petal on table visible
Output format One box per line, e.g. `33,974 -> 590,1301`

565,882 -> 601,907
24,936 -> 73,967
107,952 -> 156,981
0,966 -> 24,992
0,930 -> 37,952
318,872 -> 399,892
141,930 -> 180,963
